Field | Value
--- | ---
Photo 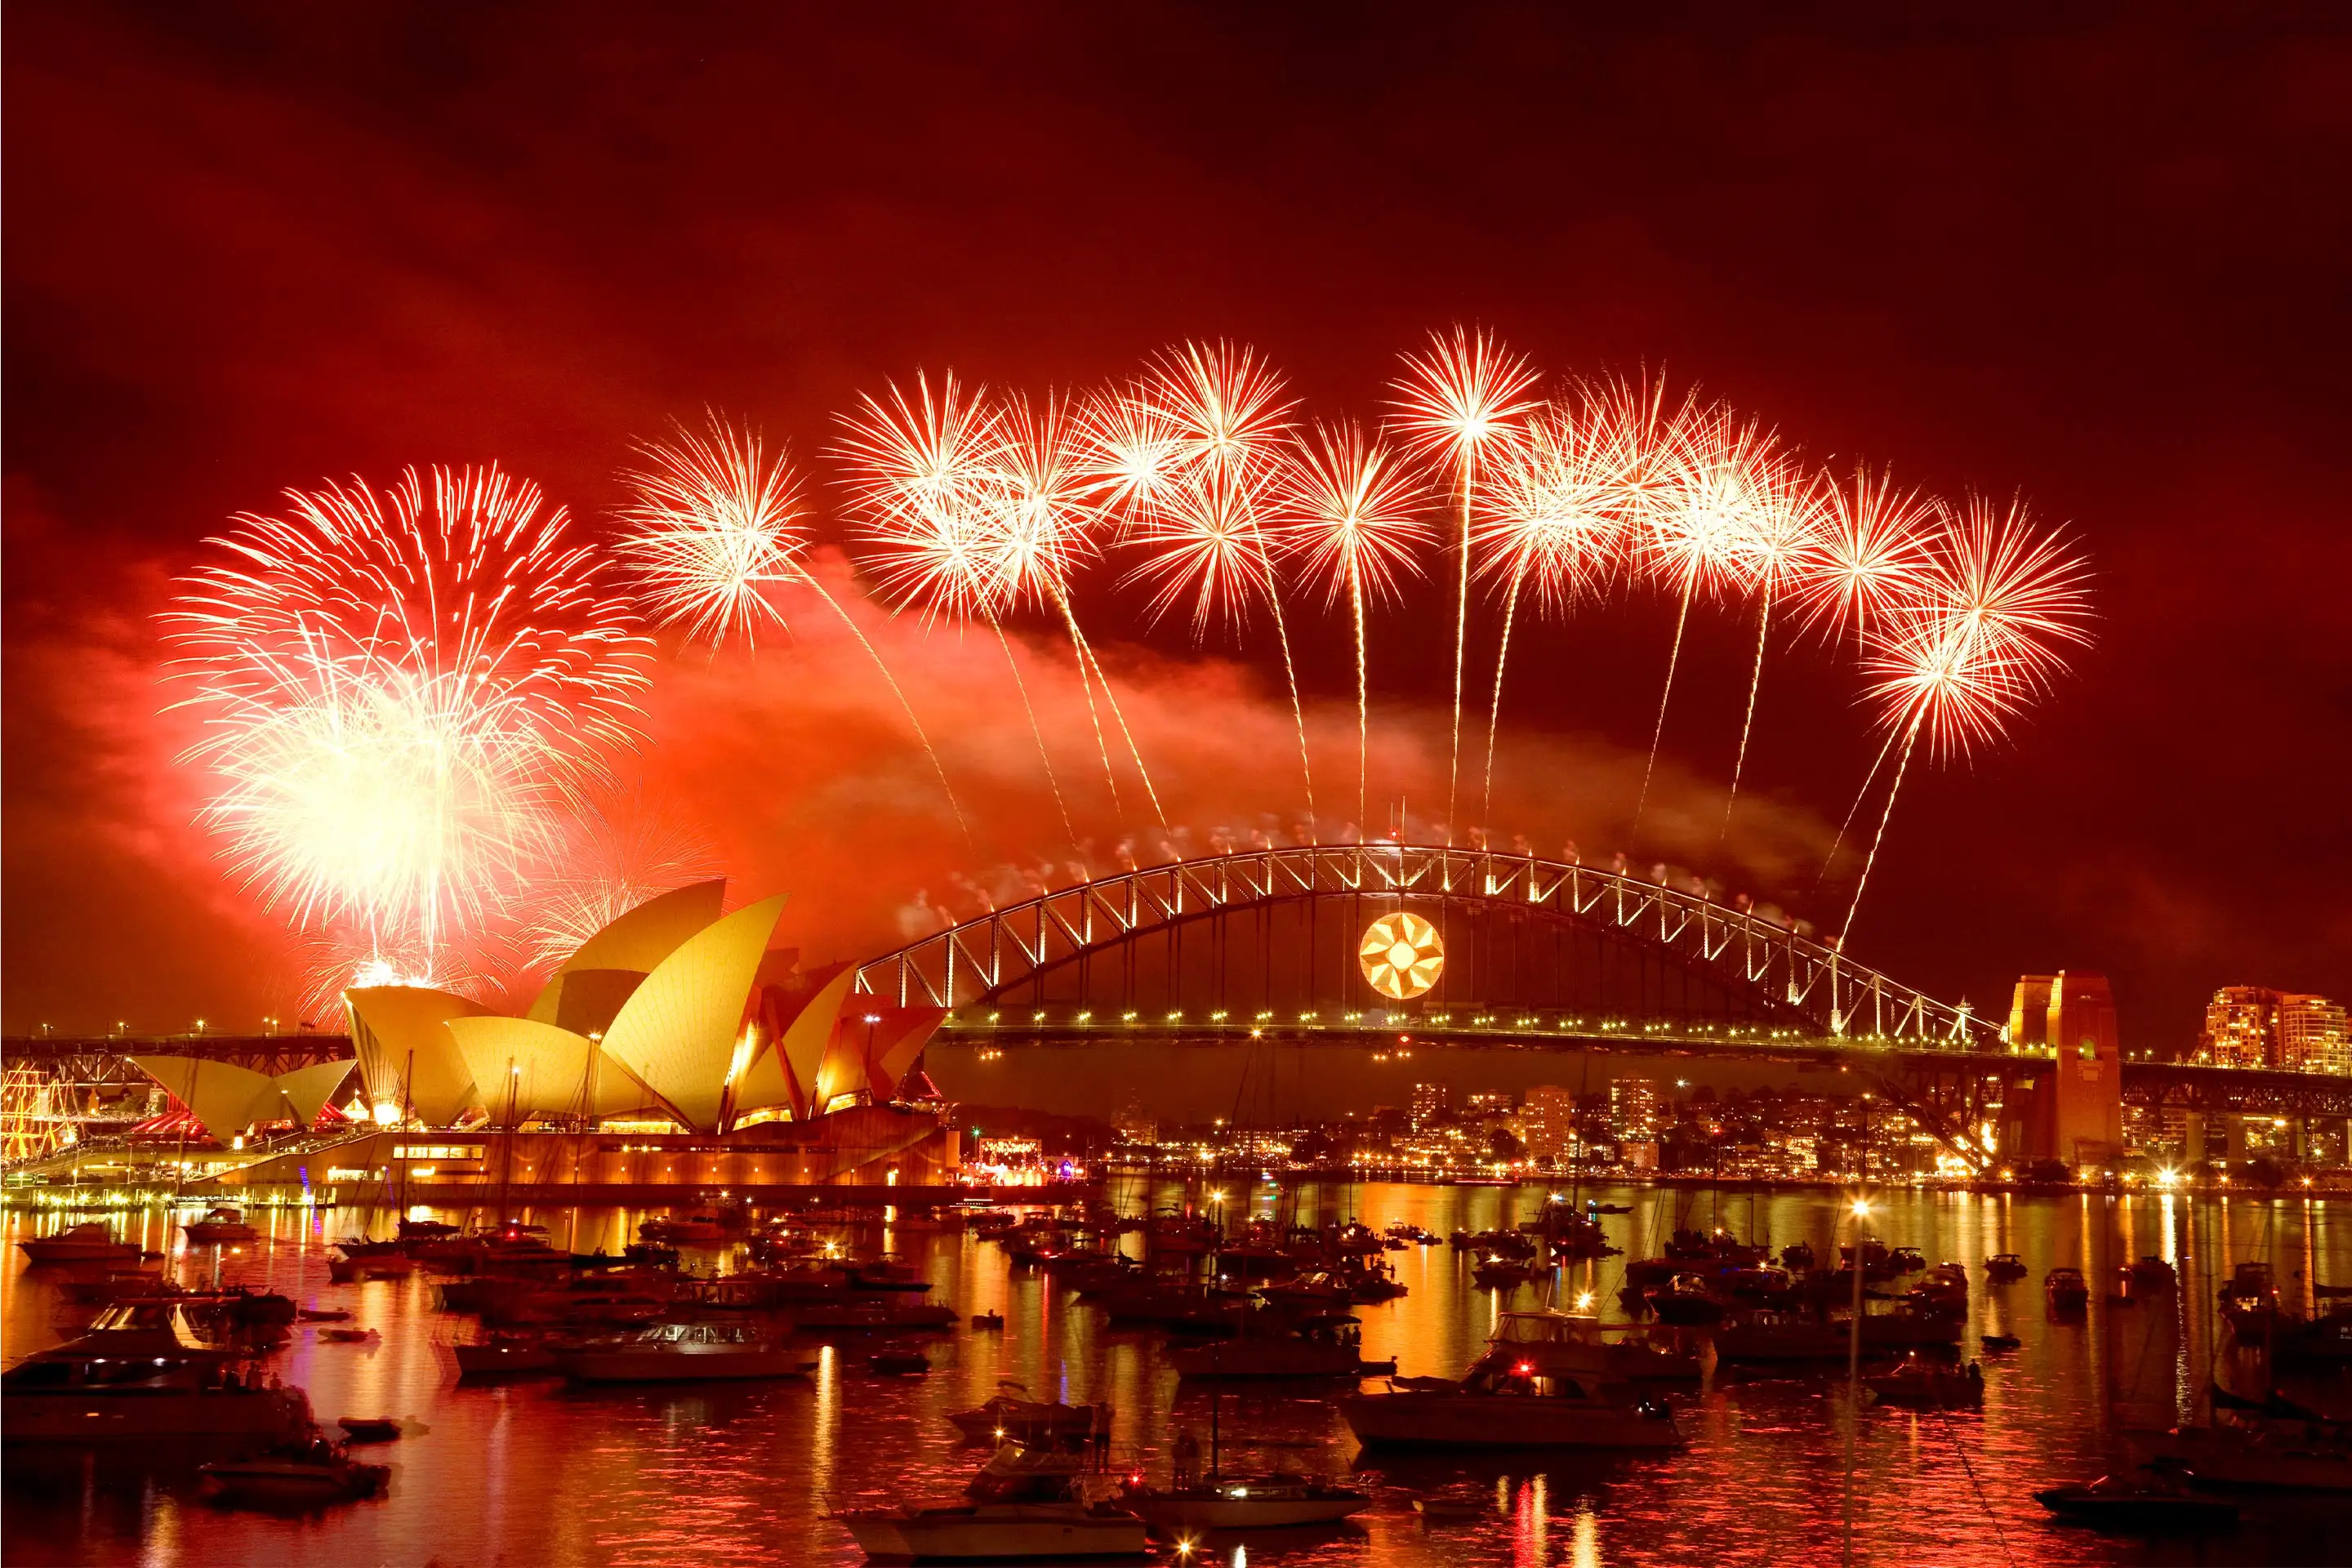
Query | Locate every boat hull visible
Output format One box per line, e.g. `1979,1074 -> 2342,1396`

1339,1392 -> 1682,1450
560,1348 -> 812,1383
17,1241 -> 142,1266
838,1506 -> 1150,1561
1130,1494 -> 1369,1529
2,1388 -> 309,1443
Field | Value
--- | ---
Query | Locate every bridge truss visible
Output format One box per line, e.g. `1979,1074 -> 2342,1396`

853,844 -> 1998,1050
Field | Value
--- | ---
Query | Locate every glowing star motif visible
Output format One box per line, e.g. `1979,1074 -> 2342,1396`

1359,912 -> 1445,1001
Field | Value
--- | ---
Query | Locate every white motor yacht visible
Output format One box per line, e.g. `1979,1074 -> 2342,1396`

557,1320 -> 815,1383
17,1223 -> 143,1266
1125,1475 -> 1370,1530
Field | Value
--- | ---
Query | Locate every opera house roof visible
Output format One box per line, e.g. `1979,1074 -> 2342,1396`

322,880 -> 938,1134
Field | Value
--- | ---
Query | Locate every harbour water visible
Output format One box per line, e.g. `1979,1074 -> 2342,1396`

5,1183 -> 2347,1566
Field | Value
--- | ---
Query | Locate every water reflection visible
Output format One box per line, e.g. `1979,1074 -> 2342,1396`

2,1184 -> 2345,1566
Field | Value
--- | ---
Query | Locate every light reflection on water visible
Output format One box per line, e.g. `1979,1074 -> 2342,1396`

2,1184 -> 2345,1567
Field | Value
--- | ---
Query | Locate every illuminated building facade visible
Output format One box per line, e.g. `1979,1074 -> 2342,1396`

1520,1085 -> 1575,1162
1410,1081 -> 1450,1131
2202,986 -> 2280,1067
2278,994 -> 2350,1075
1609,1076 -> 1659,1141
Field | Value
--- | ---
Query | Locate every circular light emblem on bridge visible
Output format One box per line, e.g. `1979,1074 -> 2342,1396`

1360,912 -> 1443,1000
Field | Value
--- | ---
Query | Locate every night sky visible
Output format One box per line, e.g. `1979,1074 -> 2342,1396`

6,7 -> 2347,1049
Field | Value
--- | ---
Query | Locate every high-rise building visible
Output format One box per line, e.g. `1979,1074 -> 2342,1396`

1462,1092 -> 1513,1119
1409,1081 -> 1450,1131
1520,1085 -> 1575,1161
1112,1089 -> 1157,1147
2278,994 -> 2350,1075
2202,987 -> 2279,1067
1609,1077 -> 1659,1141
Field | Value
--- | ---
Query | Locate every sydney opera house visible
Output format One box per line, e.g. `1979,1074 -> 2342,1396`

169,881 -> 960,1205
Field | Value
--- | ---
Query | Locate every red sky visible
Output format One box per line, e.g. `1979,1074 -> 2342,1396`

6,7 -> 2348,1045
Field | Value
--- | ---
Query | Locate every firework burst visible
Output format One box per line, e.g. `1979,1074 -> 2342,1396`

1389,325 -> 1541,840
614,416 -> 807,647
620,412 -> 969,839
1838,497 -> 2093,941
1277,421 -> 1431,832
1129,341 -> 1316,831
163,465 -> 650,975
1473,391 -> 1644,821
1629,403 -> 1788,830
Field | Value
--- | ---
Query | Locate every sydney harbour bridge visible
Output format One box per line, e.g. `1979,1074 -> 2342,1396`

8,844 -> 2346,1173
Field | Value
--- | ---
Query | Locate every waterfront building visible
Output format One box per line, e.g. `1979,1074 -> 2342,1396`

2278,994 -> 2350,1075
127,880 -> 960,1205
1609,1076 -> 1659,1141
2202,986 -> 2280,1067
1409,1081 -> 1450,1131
1519,1085 -> 1575,1162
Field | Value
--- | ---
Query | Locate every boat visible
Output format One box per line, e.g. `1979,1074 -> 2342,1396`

1714,1302 -> 1962,1361
199,1439 -> 390,1505
1125,1475 -> 1371,1530
2046,1267 -> 2091,1312
1339,1311 -> 1684,1450
1471,1256 -> 1534,1290
945,1387 -> 1111,1445
452,1332 -> 559,1377
2218,1262 -> 2280,1335
2132,1422 -> 2352,1493
795,1298 -> 960,1333
2,1305 -> 308,1442
318,1326 -> 379,1344
396,1218 -> 460,1241
969,1311 -> 1004,1330
336,1416 -> 403,1442
834,1454 -> 1146,1561
16,1223 -> 143,1266
1984,1253 -> 2028,1283
2278,1303 -> 2352,1367
640,1214 -> 729,1246
1646,1274 -> 1728,1327
1412,1494 -> 1490,1521
1980,1333 -> 2022,1351
849,1258 -> 935,1293
183,1206 -> 259,1245
1168,1315 -> 1392,1379
557,1320 -> 816,1383
2034,1474 -> 2238,1530
871,1346 -> 931,1375
1867,1356 -> 1984,1407
2128,1256 -> 2177,1290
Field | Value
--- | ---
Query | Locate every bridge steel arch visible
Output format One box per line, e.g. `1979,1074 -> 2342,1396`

853,844 -> 1996,1051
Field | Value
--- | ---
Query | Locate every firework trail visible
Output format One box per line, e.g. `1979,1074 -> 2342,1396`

1838,497 -> 2092,943
1129,341 -> 1315,833
1717,453 -> 1827,843
163,465 -> 650,974
1389,327 -> 1541,841
616,413 -> 969,840
1630,402 -> 1780,834
1474,389 -> 1645,822
1798,466 -> 1939,884
1277,421 -> 1430,834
